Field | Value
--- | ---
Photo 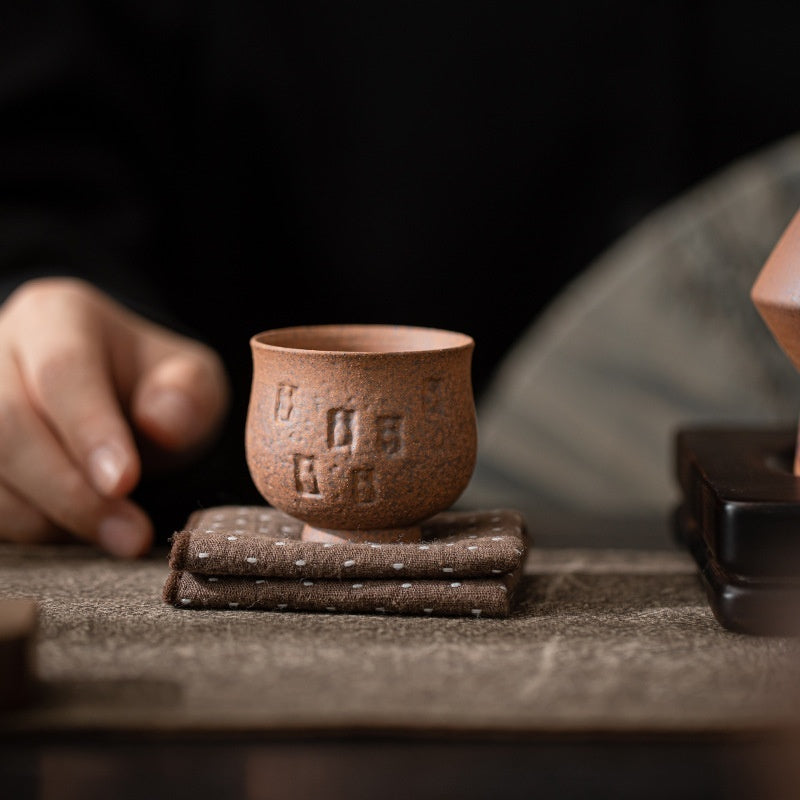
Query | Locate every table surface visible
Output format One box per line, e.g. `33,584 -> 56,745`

2,519 -> 800,799
1,528 -> 798,739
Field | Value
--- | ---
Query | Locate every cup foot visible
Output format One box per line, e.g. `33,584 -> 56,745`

301,523 -> 422,544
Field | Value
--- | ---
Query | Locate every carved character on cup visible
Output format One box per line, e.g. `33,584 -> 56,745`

377,415 -> 403,455
351,467 -> 375,503
294,455 -> 320,496
423,377 -> 443,412
275,383 -> 297,421
327,408 -> 355,448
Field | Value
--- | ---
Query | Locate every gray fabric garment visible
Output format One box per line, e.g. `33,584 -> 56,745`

462,134 -> 800,518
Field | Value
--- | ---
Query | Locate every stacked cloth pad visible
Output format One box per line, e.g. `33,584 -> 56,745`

163,506 -> 528,617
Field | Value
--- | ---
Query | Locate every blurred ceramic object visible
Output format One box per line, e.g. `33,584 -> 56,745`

752,207 -> 800,373
246,324 -> 477,542
752,207 -> 800,474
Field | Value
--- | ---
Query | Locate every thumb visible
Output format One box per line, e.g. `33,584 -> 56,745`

131,347 -> 230,452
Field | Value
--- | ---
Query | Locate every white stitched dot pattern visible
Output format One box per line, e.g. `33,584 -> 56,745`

174,506 -> 527,616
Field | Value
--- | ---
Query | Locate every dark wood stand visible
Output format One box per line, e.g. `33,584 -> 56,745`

675,426 -> 800,635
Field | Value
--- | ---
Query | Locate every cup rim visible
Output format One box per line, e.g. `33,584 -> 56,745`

250,324 -> 474,355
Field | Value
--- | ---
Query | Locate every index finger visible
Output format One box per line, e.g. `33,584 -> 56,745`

10,289 -> 141,497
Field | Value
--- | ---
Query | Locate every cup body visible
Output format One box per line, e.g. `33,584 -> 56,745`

246,324 -> 477,531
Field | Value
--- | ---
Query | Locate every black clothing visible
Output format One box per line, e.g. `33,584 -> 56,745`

3,2 -> 800,535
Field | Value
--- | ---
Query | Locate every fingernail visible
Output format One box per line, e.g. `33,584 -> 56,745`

145,389 -> 198,444
98,511 -> 148,558
88,444 -> 126,495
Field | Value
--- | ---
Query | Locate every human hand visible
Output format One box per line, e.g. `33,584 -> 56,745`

0,277 -> 230,556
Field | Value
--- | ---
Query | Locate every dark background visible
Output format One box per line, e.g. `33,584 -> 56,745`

4,0 -> 800,526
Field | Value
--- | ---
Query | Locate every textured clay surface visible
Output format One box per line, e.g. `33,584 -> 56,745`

245,325 -> 477,531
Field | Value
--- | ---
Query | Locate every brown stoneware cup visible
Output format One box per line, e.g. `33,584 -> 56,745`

246,324 -> 477,542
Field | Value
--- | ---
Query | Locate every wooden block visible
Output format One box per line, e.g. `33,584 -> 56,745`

0,598 -> 37,710
675,426 -> 800,578
676,506 -> 800,636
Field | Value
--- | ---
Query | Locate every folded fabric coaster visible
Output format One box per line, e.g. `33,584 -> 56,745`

163,506 -> 528,617
168,506 -> 527,580
163,568 -> 523,618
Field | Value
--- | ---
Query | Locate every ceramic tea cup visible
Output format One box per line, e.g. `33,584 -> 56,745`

246,324 -> 477,542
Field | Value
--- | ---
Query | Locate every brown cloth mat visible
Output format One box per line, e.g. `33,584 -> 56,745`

164,569 -> 521,617
169,506 -> 526,578
163,506 -> 527,617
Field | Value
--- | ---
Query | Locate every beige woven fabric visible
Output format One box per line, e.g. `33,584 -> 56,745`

163,506 -> 528,617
